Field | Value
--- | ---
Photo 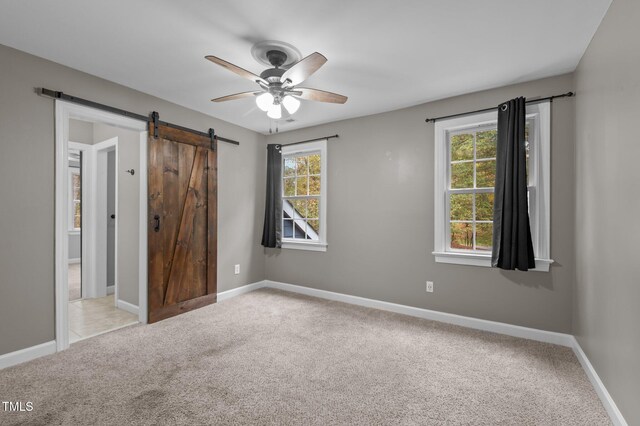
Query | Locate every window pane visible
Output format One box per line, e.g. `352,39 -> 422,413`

283,149 -> 323,242
476,193 -> 494,221
307,198 -> 319,219
309,176 -> 321,195
74,201 -> 81,228
294,221 -> 306,239
525,121 -> 533,185
451,162 -> 473,188
307,219 -> 320,240
283,219 -> 293,238
291,199 -> 307,218
283,177 -> 295,196
525,140 -> 531,184
296,176 -> 308,196
296,156 -> 308,175
284,158 -> 296,177
72,174 -> 81,200
476,223 -> 493,251
451,222 -> 473,250
450,194 -> 473,221
476,130 -> 497,159
309,154 -> 321,175
476,160 -> 496,188
450,133 -> 473,161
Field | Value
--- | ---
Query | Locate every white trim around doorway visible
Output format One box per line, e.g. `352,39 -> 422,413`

55,100 -> 148,352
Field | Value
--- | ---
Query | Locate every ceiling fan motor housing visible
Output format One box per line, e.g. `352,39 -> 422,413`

266,50 -> 287,67
259,50 -> 289,85
259,67 -> 286,83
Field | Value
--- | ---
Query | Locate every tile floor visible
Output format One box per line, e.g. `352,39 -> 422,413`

68,263 -> 82,301
68,294 -> 138,343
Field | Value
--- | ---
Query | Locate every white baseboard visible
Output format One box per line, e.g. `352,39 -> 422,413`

68,258 -> 81,264
0,341 -> 56,370
217,280 -> 267,302
116,299 -> 139,316
570,337 -> 628,426
106,285 -> 115,295
264,280 -> 573,347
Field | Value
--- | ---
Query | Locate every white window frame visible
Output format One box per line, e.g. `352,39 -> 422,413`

281,139 -> 327,252
433,102 -> 553,271
68,165 -> 81,233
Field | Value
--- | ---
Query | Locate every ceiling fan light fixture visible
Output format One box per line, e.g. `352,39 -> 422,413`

267,103 -> 282,119
256,92 -> 274,111
282,95 -> 301,115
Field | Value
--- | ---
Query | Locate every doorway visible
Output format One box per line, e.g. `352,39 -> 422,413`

55,102 -> 148,351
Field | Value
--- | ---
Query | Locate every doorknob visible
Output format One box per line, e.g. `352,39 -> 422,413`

110,214 -> 116,219
154,215 -> 160,232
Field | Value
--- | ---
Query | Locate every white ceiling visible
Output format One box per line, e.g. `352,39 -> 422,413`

0,0 -> 611,134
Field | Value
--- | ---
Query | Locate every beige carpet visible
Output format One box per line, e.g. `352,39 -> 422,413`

0,288 -> 609,425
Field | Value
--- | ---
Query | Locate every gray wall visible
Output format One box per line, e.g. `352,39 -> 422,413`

106,149 -> 115,288
68,232 -> 81,261
0,43 -> 266,356
69,119 -> 93,144
93,123 -> 140,305
265,74 -> 576,333
574,0 -> 639,423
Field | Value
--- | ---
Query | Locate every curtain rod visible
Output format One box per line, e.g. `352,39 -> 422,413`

36,88 -> 240,146
424,92 -> 574,123
273,134 -> 339,148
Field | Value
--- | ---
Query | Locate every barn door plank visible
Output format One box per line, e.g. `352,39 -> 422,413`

162,140 -> 181,290
148,136 -> 165,311
207,149 -> 218,296
190,156 -> 208,299
178,144 -> 196,303
163,146 -> 207,306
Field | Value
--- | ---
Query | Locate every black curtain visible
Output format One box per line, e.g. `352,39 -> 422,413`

261,144 -> 282,248
492,97 -> 535,271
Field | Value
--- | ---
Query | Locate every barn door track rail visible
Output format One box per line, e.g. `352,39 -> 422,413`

37,88 -> 240,148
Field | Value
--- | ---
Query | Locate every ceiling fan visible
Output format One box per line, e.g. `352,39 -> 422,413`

205,48 -> 347,120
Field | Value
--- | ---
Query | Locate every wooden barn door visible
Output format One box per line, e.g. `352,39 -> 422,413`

147,123 -> 217,323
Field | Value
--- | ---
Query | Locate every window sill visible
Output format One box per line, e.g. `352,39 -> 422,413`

432,251 -> 553,272
282,241 -> 327,252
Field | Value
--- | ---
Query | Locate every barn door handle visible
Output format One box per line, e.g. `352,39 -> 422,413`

153,215 -> 160,232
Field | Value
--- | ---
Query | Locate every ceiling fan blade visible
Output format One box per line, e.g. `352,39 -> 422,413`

280,52 -> 327,86
211,91 -> 262,102
295,88 -> 348,104
205,55 -> 268,86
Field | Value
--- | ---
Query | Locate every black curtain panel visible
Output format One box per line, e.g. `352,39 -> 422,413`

261,144 -> 283,248
492,97 -> 536,271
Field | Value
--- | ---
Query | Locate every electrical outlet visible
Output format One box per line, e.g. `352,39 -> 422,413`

234,264 -> 240,275
426,281 -> 434,293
